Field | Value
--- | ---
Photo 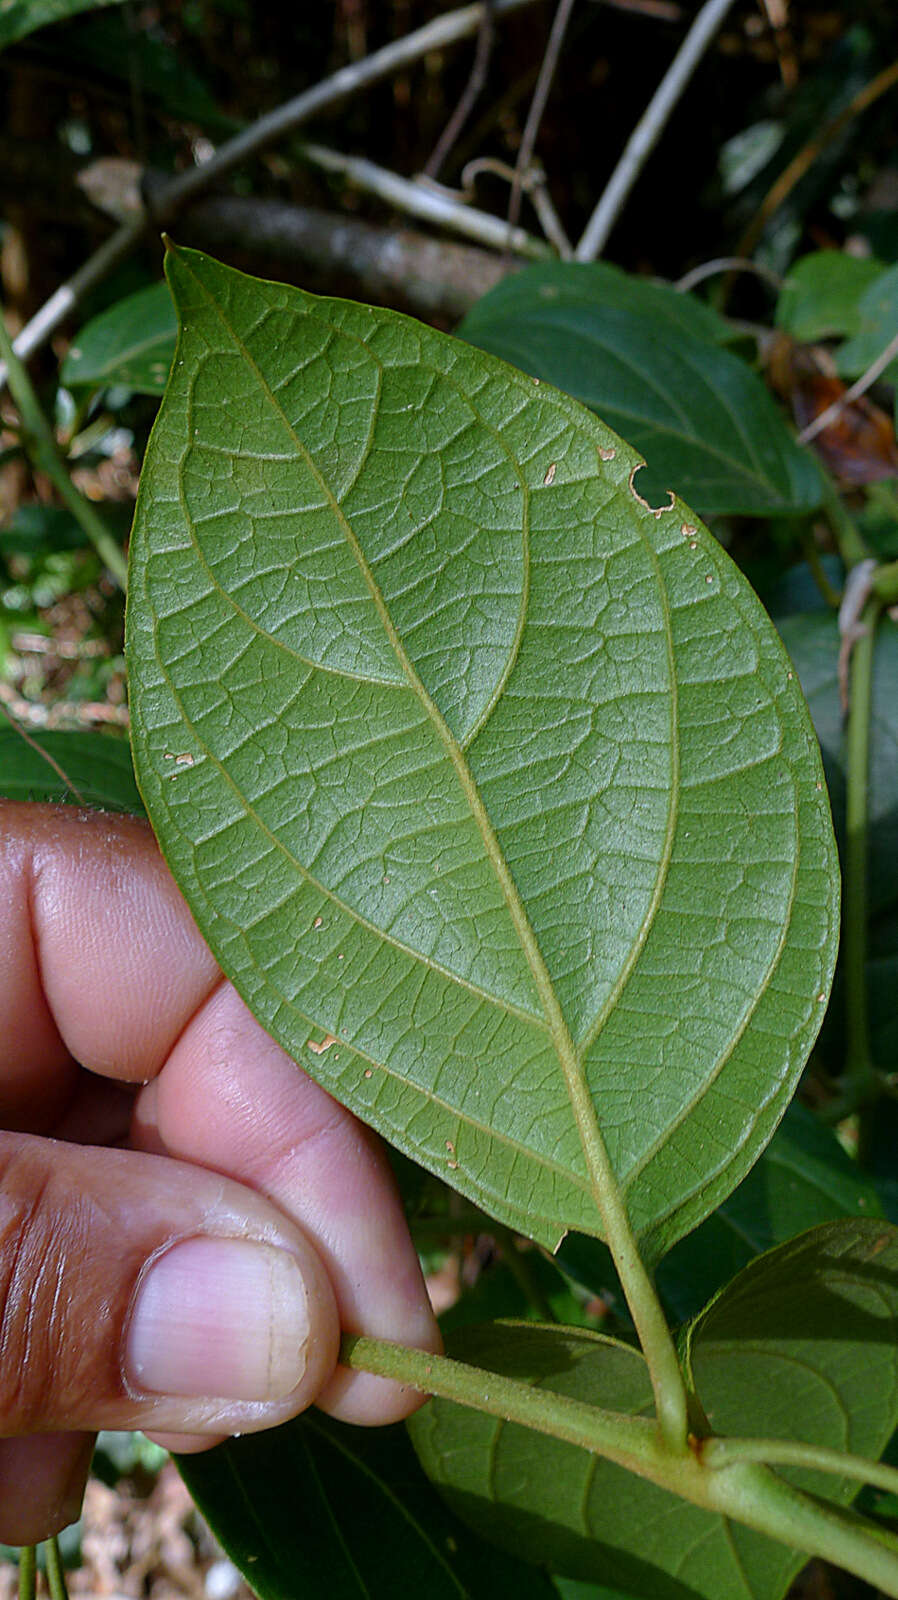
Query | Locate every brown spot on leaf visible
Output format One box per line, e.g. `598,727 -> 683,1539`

307,1033 -> 337,1055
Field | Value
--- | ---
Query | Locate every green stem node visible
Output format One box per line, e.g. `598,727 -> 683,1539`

341,1334 -> 898,1595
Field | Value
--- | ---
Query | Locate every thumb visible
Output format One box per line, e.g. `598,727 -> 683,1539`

0,1131 -> 340,1536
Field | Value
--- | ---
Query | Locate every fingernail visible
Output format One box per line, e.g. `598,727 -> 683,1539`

125,1237 -> 309,1402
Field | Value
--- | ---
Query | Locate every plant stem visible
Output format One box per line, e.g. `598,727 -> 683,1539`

0,314 -> 128,590
43,1538 -> 69,1600
821,474 -> 869,571
299,143 -> 550,258
17,1548 -> 36,1600
506,0 -> 576,236
703,1435 -> 898,1498
873,560 -> 898,606
342,1334 -> 898,1593
843,596 -> 881,1119
575,0 -> 739,259
342,1332 -> 669,1468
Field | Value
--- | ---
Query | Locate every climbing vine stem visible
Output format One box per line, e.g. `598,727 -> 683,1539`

844,596 -> 881,1131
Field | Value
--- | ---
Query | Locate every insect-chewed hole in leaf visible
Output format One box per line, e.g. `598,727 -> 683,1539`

628,461 -> 676,516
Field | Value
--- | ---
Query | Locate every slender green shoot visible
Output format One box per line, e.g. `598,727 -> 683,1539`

843,597 -> 881,1120
17,1547 -> 36,1600
43,1538 -> 69,1600
0,310 -> 127,590
702,1435 -> 898,1497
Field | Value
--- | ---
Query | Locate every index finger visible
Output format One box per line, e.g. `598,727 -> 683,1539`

0,802 -> 220,1117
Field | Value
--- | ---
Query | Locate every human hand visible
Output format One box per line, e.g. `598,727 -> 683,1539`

0,801 -> 440,1545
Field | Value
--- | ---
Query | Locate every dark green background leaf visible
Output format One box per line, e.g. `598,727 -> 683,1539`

777,608 -> 898,1073
775,251 -> 887,341
0,0 -> 126,49
127,246 -> 838,1257
0,725 -> 143,812
0,504 -> 91,556
458,263 -> 732,348
177,1410 -> 557,1600
62,282 -> 176,396
459,265 -> 823,517
655,1100 -> 884,1321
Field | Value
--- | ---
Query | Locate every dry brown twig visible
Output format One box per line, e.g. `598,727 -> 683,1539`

424,0 -> 497,180
506,0 -> 577,239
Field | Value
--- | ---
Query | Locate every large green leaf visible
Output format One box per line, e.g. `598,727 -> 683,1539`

176,1411 -> 558,1600
126,245 -> 838,1256
0,0 -> 126,48
775,251 -> 887,342
411,1222 -> 898,1599
458,266 -> 823,517
458,262 -> 732,348
61,282 -> 176,396
0,725 -> 143,813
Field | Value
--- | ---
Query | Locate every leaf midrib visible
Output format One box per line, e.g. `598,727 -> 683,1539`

175,252 -> 689,1222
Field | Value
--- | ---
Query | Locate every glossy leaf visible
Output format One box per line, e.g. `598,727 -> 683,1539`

459,266 -> 823,517
0,0 -> 126,48
0,504 -> 89,555
177,1411 -> 558,1600
775,251 -> 886,342
835,263 -> 898,384
62,282 -> 176,396
127,245 -> 838,1255
0,726 -> 142,813
458,262 -> 732,348
412,1223 -> 898,1599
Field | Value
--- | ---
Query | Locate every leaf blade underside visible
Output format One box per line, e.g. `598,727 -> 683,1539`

126,246 -> 838,1253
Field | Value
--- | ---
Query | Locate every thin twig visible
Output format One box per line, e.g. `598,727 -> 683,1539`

463,156 -> 573,253
797,326 -> 898,445
424,0 -> 496,180
0,0 -> 542,395
575,0 -> 739,260
675,255 -> 783,294
0,311 -> 128,589
507,0 -> 577,237
300,143 -> 551,257
735,57 -> 898,263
